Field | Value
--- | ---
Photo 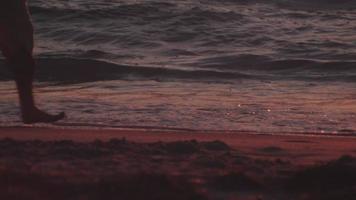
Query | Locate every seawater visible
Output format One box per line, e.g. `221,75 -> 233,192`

0,0 -> 355,134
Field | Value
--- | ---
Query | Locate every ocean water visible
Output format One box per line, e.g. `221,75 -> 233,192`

0,0 -> 355,134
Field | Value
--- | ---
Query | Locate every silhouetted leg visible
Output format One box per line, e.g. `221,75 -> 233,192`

8,50 -> 65,124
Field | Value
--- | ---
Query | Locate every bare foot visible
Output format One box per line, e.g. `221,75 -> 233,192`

22,108 -> 66,124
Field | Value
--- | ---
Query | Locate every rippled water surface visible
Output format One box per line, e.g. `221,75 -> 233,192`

31,0 -> 356,67
0,0 -> 355,134
0,80 -> 355,134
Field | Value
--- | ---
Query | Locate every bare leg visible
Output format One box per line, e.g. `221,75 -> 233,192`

9,50 -> 65,124
0,1 -> 64,123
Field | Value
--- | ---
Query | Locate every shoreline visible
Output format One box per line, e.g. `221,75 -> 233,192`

1,127 -> 355,165
2,125 -> 356,137
1,127 -> 356,199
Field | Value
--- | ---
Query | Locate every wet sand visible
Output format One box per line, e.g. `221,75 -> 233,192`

1,127 -> 356,200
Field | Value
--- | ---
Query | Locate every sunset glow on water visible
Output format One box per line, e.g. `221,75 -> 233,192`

0,79 -> 355,134
2,1 -> 356,200
0,0 -> 355,134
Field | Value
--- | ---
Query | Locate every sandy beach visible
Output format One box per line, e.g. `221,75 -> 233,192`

1,0 -> 356,200
1,127 -> 356,200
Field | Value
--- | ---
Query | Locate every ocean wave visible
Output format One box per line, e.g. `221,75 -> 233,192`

195,54 -> 356,71
29,0 -> 356,61
1,58 -> 355,83
30,2 -> 243,22
31,3 -> 171,20
0,58 -> 252,83
267,0 -> 356,10
30,0 -> 355,27
237,0 -> 356,9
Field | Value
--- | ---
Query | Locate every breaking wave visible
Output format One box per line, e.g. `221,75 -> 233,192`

1,57 -> 355,83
